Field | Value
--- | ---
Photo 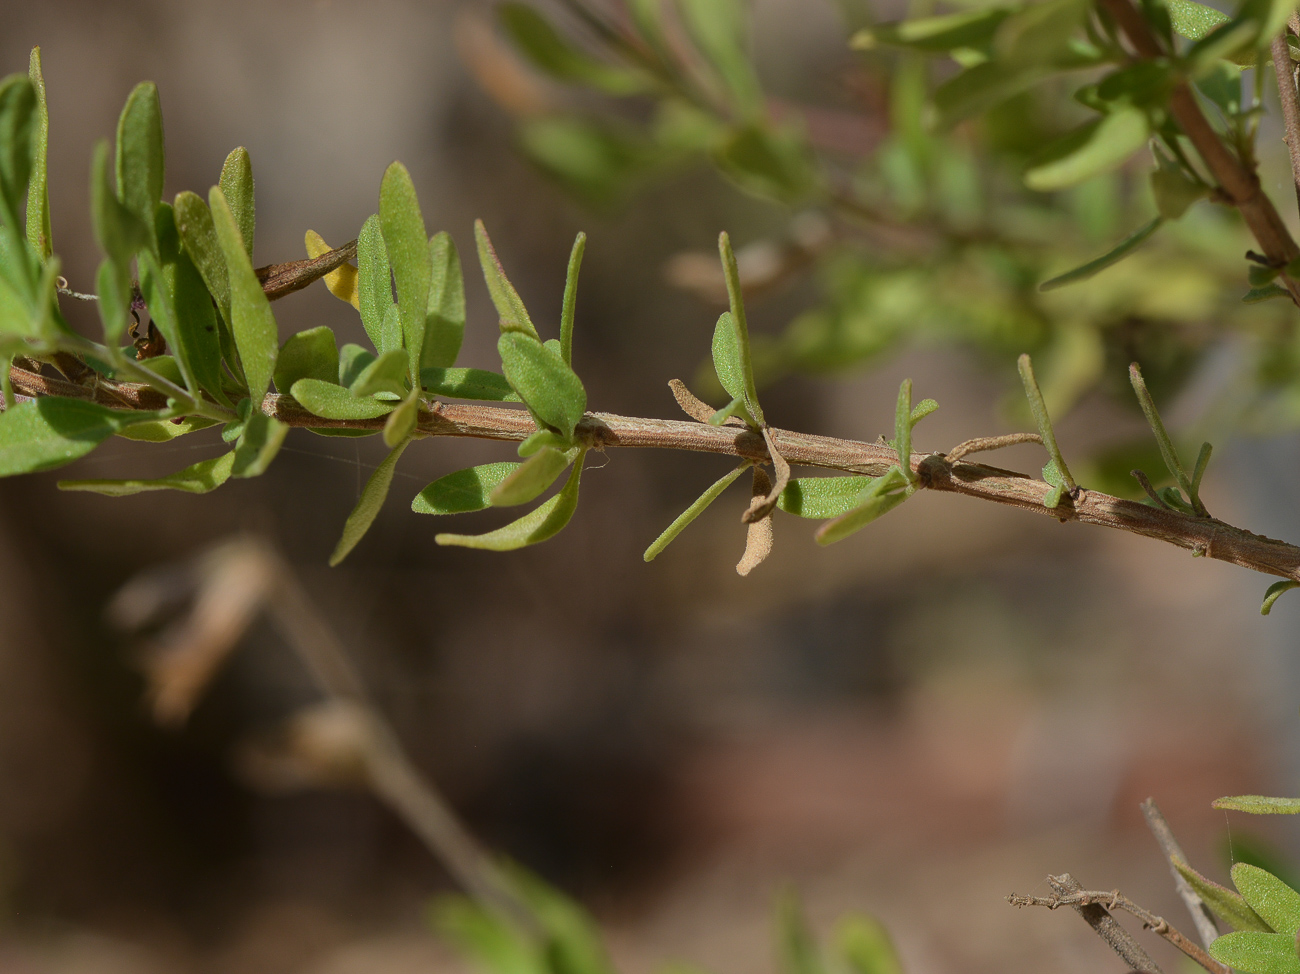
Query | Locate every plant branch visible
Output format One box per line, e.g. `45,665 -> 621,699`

1097,0 -> 1300,301
1009,877 -> 1228,974
1270,34 -> 1300,220
11,363 -> 1300,586
1140,798 -> 1220,949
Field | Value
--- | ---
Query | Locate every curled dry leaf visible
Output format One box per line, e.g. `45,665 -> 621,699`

669,377 -> 744,426
743,426 -> 790,523
737,466 -> 774,576
235,699 -> 377,792
121,538 -> 278,725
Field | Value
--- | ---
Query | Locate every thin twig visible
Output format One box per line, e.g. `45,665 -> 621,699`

1140,798 -> 1220,950
1010,878 -> 1227,974
945,432 -> 1043,464
1131,469 -> 1173,510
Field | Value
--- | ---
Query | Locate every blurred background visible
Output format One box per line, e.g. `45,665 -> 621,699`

3,1 -> 1300,972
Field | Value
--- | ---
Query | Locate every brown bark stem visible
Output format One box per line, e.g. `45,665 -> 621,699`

1270,34 -> 1300,220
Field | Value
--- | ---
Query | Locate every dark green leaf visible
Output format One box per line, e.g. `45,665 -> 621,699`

291,378 -> 396,420
380,161 -> 431,380
777,476 -> 869,518
339,343 -> 376,387
0,397 -> 161,476
676,0 -> 762,116
156,202 -> 227,404
475,219 -> 539,339
1025,108 -> 1150,191
837,916 -> 903,974
1209,931 -> 1300,974
894,378 -> 915,478
231,410 -> 287,478
357,213 -> 394,353
329,437 -> 411,565
115,81 -> 164,242
560,231 -> 585,368
1216,796 -> 1300,815
25,48 -> 50,260
437,450 -> 587,550
138,247 -> 197,392
210,186 -> 278,401
1262,580 -> 1300,615
490,446 -> 574,506
500,3 -> 648,94
276,326 -> 339,393
1245,284 -> 1291,303
422,231 -> 465,369
1040,217 -> 1165,290
0,75 -> 36,234
350,348 -> 408,398
95,257 -> 131,347
219,146 -> 254,261
850,8 -> 1011,53
173,190 -> 232,332
1175,861 -> 1271,932
498,331 -> 587,440
58,451 -> 235,496
412,462 -> 522,515
420,367 -> 520,402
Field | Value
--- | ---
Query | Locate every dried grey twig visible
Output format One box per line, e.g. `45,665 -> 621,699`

1140,798 -> 1220,949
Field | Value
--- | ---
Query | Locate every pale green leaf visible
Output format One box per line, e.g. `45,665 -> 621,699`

350,348 -> 408,398
850,9 -> 1011,53
777,476 -> 869,518
1168,0 -> 1230,39
25,48 -> 50,259
1209,931 -> 1300,974
232,410 -> 287,478
837,916 -> 903,974
420,367 -> 520,401
814,468 -> 912,545
1216,796 -> 1300,815
498,331 -> 586,439
1233,864 -> 1300,937
173,190 -> 233,335
0,397 -> 161,476
380,161 -> 431,380
776,890 -> 825,974
1040,217 -> 1165,290
422,231 -> 465,369
357,213 -> 394,353
115,82 -> 164,242
412,462 -> 521,515
219,146 -> 255,261
560,231 -> 585,367
58,451 -> 235,496
156,202 -> 227,404
291,378 -> 396,420
644,463 -> 748,560
0,75 -> 35,235
329,437 -> 411,565
383,393 -> 419,448
475,219 -> 538,339
437,450 -> 586,550
1025,108 -> 1150,192
1176,861 -> 1271,932
712,311 -> 744,401
275,326 -> 339,393
490,446 -> 574,506
1262,581 -> 1300,615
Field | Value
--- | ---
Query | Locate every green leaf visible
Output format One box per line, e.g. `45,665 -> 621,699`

718,231 -> 764,424
776,890 -> 825,974
380,161 -> 431,381
1245,284 -> 1291,303
90,139 -> 148,270
291,378 -> 396,420
1176,861 -> 1272,932
357,213 -> 394,353
1040,217 -> 1165,290
499,3 -> 648,95
777,476 -> 869,518
498,331 -> 587,440
350,348 -> 409,398
429,897 -> 540,974
156,202 -> 227,404
708,396 -> 755,427
383,392 -> 419,448
518,428 -> 569,457
420,367 -> 521,401
275,326 -> 338,394
1232,864 -> 1300,937
25,48 -> 50,260
437,450 -> 587,550
837,916 -> 903,974
1168,0 -> 1230,39
490,446 -> 575,506
1217,796 -> 1300,815
422,231 -> 465,369
173,190 -> 232,333
713,124 -> 817,203
850,8 -> 1012,53
115,414 -> 219,442
329,437 -> 412,565
676,0 -> 762,116
815,467 -> 912,545
58,452 -> 235,496
219,147 -> 255,261
1263,580 -> 1300,615
712,311 -> 744,401
560,231 -> 585,368
0,75 -> 36,234
115,82 -> 164,243
95,257 -> 132,347
486,862 -> 615,974
475,219 -> 538,339
994,0 -> 1087,66
935,62 -> 1048,127
137,247 -> 197,392
1209,931 -> 1300,974
1025,108 -> 1150,191
644,463 -> 748,561
412,462 -> 521,515
339,343 -> 376,387
210,185 -> 278,401
0,397 -> 161,476
231,409 -> 287,478
894,378 -> 915,480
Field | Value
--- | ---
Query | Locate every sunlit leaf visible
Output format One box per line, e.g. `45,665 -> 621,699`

850,9 -> 1011,53
777,476 -> 869,518
1231,864 -> 1300,938
1168,0 -> 1230,39
0,397 -> 161,476
231,410 -> 286,478
814,467 -> 912,545
437,450 -> 587,550
412,462 -> 522,515
291,378 -> 396,420
219,146 -> 255,261
115,81 -> 164,244
490,446 -> 576,507
58,451 -> 235,496
383,393 -> 419,448
350,348 -> 408,398
329,437 -> 412,565
420,367 -> 520,402
210,186 -> 277,400
276,326 -> 339,394
1216,796 -> 1300,815
25,48 -> 50,259
1024,108 -> 1150,191
357,213 -> 394,353
560,231 -> 585,367
712,311 -> 744,402
1176,861 -> 1271,932
1209,931 -> 1300,974
498,331 -> 586,440
429,897 -> 540,974
475,219 -> 538,339
1262,580 -> 1300,615
380,161 -> 431,381
423,231 -> 465,369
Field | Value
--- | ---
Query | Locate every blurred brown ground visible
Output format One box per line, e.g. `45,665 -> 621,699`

1,2 -> 1298,973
